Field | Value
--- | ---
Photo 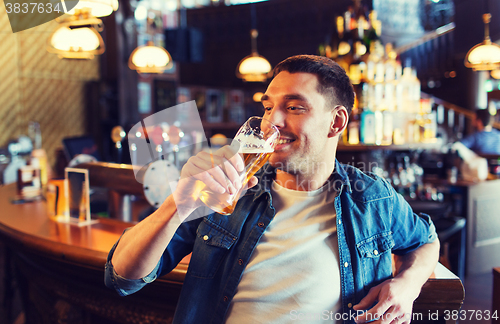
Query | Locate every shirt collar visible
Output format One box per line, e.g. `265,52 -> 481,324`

251,159 -> 352,201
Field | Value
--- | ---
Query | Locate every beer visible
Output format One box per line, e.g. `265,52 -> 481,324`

198,116 -> 279,215
199,148 -> 273,215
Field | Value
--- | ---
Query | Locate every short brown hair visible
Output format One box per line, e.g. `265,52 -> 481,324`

272,55 -> 355,115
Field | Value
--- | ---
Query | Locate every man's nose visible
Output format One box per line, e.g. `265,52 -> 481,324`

266,108 -> 285,128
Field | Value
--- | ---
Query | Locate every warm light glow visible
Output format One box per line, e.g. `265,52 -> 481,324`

355,41 -> 367,56
65,0 -> 119,17
236,54 -> 272,82
238,56 -> 271,75
51,26 -> 100,51
129,42 -> 172,73
253,92 -> 264,102
338,41 -> 351,56
491,69 -> 500,79
236,28 -> 271,82
467,43 -> 500,66
464,13 -> 500,71
48,22 -> 105,59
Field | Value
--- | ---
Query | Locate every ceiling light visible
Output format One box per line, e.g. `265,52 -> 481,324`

48,16 -> 105,59
64,0 -> 119,17
129,41 -> 173,73
236,29 -> 272,82
464,13 -> 500,71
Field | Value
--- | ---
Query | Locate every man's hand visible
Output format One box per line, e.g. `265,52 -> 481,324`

353,239 -> 440,324
172,144 -> 258,219
353,277 -> 420,324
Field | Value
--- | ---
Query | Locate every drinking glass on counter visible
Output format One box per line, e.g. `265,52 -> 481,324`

198,116 -> 280,215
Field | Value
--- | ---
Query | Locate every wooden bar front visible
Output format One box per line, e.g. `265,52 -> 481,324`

0,183 -> 464,323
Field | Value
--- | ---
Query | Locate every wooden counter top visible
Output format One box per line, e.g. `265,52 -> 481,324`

0,184 -> 128,265
0,183 -> 188,282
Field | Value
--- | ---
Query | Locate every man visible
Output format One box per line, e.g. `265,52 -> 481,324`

105,55 -> 439,324
461,108 -> 500,155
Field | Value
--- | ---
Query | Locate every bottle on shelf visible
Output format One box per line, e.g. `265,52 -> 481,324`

360,108 -> 376,144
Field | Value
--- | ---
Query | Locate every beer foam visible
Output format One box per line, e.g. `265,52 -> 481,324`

241,147 -> 274,154
234,133 -> 275,153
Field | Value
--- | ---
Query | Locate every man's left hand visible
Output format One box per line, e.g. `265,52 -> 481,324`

352,277 -> 420,324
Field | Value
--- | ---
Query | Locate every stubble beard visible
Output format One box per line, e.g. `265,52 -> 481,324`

270,153 -> 331,178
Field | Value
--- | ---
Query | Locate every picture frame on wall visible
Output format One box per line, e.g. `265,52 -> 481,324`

205,89 -> 223,122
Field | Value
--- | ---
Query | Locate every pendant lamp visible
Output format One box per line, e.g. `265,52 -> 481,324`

464,13 -> 500,71
128,41 -> 173,74
64,0 -> 119,17
236,29 -> 272,82
48,14 -> 105,59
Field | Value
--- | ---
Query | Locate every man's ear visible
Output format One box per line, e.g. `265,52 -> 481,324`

328,106 -> 349,138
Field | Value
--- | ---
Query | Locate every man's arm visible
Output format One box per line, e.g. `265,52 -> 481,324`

110,145 -> 247,280
111,195 -> 181,280
353,239 -> 440,324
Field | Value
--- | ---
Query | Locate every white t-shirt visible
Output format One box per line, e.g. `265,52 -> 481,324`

224,181 -> 341,323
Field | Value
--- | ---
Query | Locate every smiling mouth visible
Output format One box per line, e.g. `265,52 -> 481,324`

277,138 -> 295,145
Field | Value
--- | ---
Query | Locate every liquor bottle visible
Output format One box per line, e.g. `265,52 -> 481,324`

411,68 -> 421,113
360,108 -> 376,144
364,10 -> 381,51
348,111 -> 360,145
382,110 -> 394,145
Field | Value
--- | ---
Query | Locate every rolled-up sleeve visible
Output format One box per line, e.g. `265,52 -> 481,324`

418,212 -> 438,244
390,186 -> 439,255
104,229 -> 162,296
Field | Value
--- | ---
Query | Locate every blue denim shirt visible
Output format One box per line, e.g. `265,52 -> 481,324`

105,160 -> 437,324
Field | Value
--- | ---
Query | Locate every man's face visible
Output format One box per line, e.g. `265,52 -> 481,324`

260,71 -> 336,174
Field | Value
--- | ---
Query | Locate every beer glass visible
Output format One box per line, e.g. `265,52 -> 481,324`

199,117 -> 280,215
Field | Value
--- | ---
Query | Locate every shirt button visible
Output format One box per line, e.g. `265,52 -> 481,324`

223,296 -> 229,302
348,303 -> 352,308
338,219 -> 342,225
373,250 -> 379,256
238,259 -> 243,265
344,262 -> 349,268
203,235 -> 209,241
257,222 -> 264,227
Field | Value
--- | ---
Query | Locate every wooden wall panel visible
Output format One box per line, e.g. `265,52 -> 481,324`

21,78 -> 87,166
0,5 -> 100,168
0,9 -> 22,149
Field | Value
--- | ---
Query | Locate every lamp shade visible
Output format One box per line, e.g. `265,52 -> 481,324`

48,24 -> 105,59
128,41 -> 173,73
465,42 -> 500,70
464,13 -> 500,71
236,54 -> 272,82
64,0 -> 119,17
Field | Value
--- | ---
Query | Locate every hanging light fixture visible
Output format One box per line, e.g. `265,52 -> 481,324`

128,41 -> 173,73
47,14 -> 105,59
236,29 -> 272,82
236,4 -> 271,82
464,13 -> 500,71
64,0 -> 119,17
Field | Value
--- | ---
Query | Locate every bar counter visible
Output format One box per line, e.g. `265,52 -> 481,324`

0,183 -> 188,323
0,183 -> 463,323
